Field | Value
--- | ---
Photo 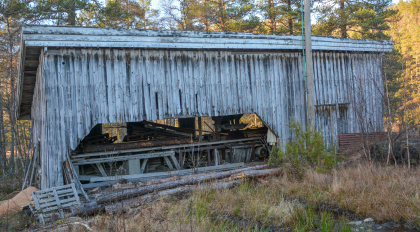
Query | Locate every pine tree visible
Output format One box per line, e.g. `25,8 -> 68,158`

258,0 -> 303,35
386,0 -> 420,128
314,0 -> 395,40
212,0 -> 256,32
32,0 -> 94,25
79,0 -> 158,29
158,0 -> 258,32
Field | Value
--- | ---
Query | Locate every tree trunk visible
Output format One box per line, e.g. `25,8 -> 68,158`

384,57 -> 396,166
340,0 -> 346,38
105,180 -> 239,214
0,94 -> 5,175
68,0 -> 76,26
288,0 -> 293,35
218,0 -> 225,32
403,60 -> 410,169
71,165 -> 278,216
7,19 -> 15,174
268,0 -> 276,34
96,165 -> 273,204
204,0 -> 209,31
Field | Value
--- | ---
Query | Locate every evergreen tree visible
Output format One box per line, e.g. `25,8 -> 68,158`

385,0 -> 420,127
79,0 -> 158,29
32,0 -> 94,25
158,0 -> 258,32
258,0 -> 302,35
159,0 -> 203,30
314,0 -> 395,40
213,0 -> 256,32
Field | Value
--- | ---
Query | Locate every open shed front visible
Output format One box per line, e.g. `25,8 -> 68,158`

17,25 -> 393,195
71,115 -> 272,190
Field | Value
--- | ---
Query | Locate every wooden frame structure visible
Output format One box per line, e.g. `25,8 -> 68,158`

17,25 -> 393,189
29,183 -> 81,225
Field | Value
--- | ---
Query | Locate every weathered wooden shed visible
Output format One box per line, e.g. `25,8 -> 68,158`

17,25 -> 393,189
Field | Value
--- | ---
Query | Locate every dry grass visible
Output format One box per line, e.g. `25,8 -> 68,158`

24,163 -> 420,231
90,180 -> 300,232
273,163 -> 420,226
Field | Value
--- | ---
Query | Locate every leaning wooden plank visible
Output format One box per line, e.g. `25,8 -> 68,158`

89,163 -> 245,182
140,158 -> 148,173
95,164 -> 108,177
163,156 -> 174,169
71,183 -> 81,205
169,154 -> 181,170
66,155 -> 90,200
95,164 -> 270,204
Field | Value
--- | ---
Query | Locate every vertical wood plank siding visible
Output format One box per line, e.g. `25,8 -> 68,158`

32,49 -> 384,189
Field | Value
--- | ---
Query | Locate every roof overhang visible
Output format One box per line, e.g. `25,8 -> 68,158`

17,25 -> 394,120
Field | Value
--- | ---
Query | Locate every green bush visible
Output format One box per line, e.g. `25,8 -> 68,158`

269,118 -> 337,173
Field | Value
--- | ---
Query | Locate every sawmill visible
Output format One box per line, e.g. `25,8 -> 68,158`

16,25 -> 393,224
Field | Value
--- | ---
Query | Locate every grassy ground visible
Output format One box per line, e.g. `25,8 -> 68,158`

275,163 -> 420,226
2,161 -> 420,231
87,162 -> 420,232
89,179 -> 343,232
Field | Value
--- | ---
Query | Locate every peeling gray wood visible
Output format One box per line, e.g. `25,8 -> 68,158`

21,25 -> 393,52
30,48 -> 385,189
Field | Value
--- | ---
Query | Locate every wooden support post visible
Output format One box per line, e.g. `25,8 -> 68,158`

207,149 -> 211,166
198,117 -> 202,142
126,160 -> 141,175
179,150 -> 183,169
229,148 -> 233,163
182,153 -> 186,169
214,149 -> 219,166
74,165 -> 80,176
250,145 -> 256,162
304,0 -> 315,128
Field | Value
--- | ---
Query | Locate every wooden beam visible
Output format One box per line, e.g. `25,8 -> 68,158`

88,163 -> 245,183
72,151 -> 175,165
72,137 -> 261,159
